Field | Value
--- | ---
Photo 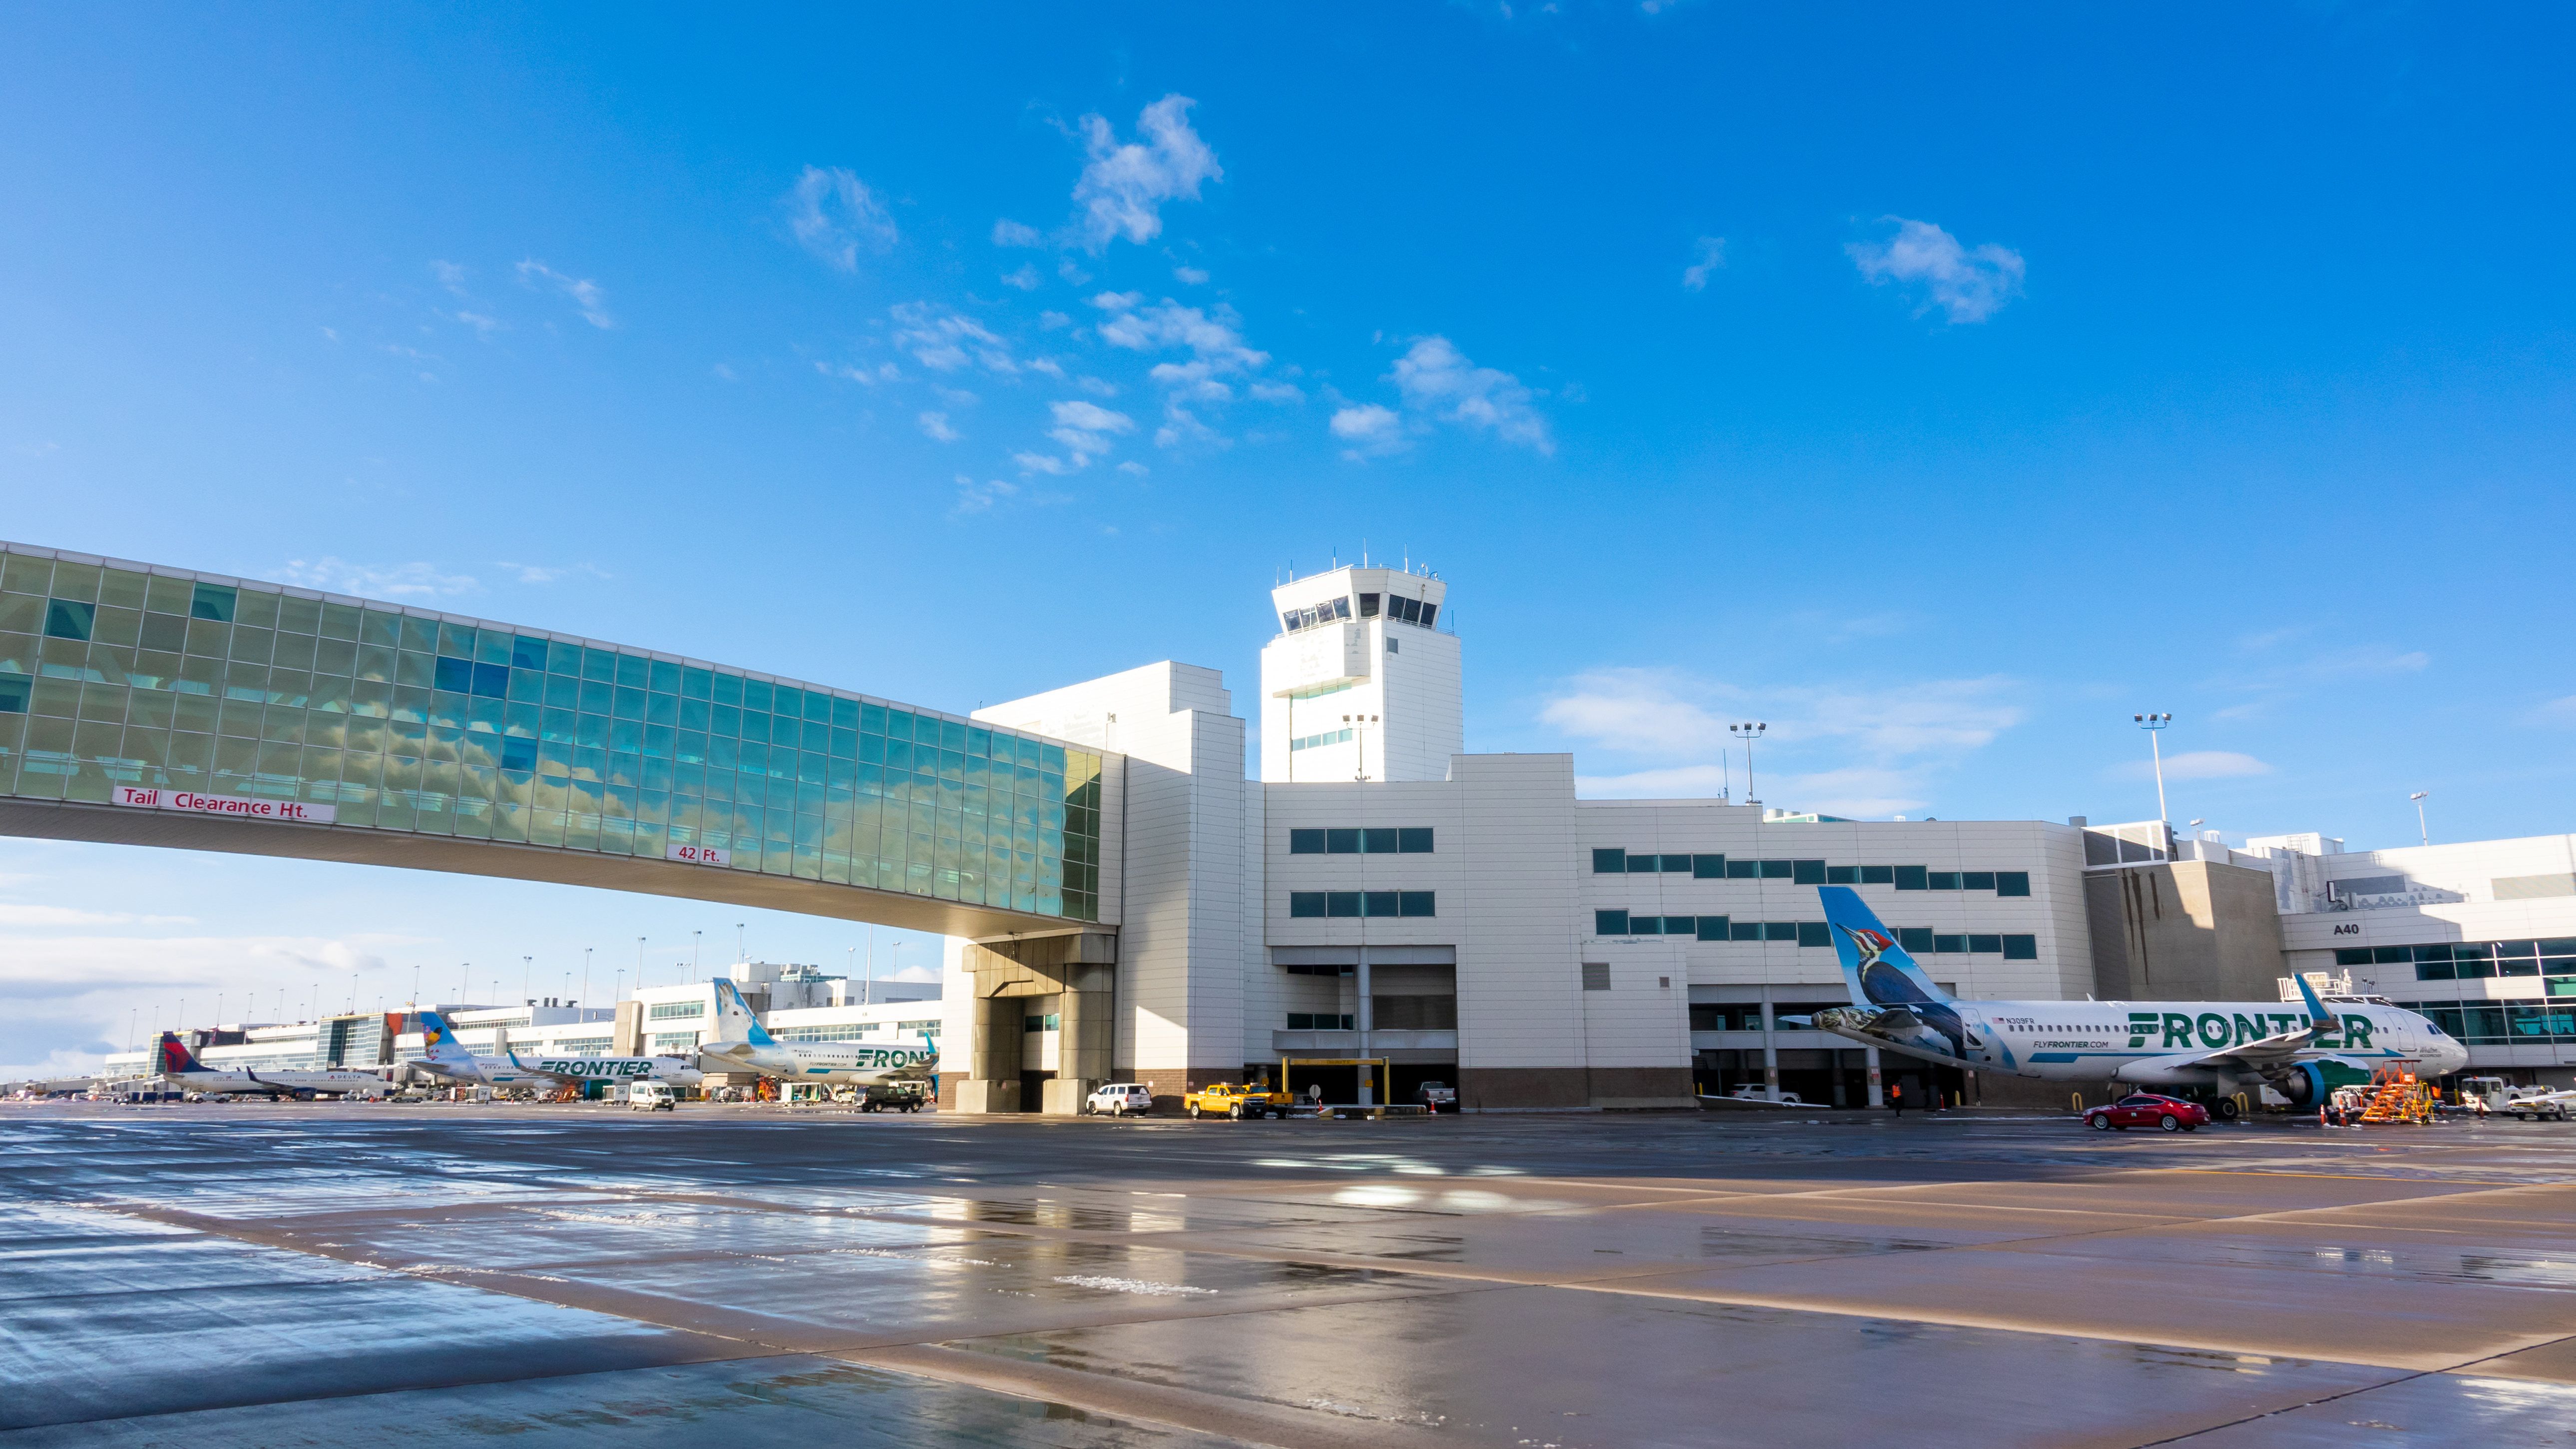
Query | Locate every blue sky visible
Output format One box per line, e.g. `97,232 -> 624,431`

4,5 -> 2573,1073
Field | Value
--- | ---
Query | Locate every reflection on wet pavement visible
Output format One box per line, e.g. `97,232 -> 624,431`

4,1105 -> 2575,1446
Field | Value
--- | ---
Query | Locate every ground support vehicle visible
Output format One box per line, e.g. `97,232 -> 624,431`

2501,1086 -> 2575,1121
626,1082 -> 679,1111
1415,1081 -> 1458,1113
2083,1092 -> 2209,1132
1084,1083 -> 1154,1116
855,1082 -> 926,1113
1185,1083 -> 1292,1119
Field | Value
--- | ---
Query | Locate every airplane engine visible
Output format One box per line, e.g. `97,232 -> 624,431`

2277,1063 -> 2329,1108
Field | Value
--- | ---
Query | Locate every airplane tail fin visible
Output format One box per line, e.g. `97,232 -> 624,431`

1817,886 -> 1955,1011
2292,971 -> 2340,1030
710,979 -> 776,1049
416,1010 -> 480,1069
156,1031 -> 206,1076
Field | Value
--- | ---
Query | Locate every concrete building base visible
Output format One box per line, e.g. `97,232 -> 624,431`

1458,1066 -> 1695,1110
1041,1078 -> 1100,1115
952,1078 -> 1018,1114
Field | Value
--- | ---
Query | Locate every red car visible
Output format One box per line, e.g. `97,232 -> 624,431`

2084,1093 -> 2210,1133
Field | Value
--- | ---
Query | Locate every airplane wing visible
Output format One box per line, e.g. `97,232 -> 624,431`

2164,1025 -> 2325,1071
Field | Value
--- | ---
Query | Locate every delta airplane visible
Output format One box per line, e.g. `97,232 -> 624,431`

701,978 -> 938,1088
1800,886 -> 2467,1115
409,1010 -> 705,1089
152,1032 -> 389,1099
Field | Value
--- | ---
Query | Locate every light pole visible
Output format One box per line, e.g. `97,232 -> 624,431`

522,955 -> 532,1007
636,936 -> 647,993
1728,723 -> 1767,806
581,947 -> 592,1009
2410,791 -> 2430,847
2133,713 -> 2172,823
692,930 -> 702,980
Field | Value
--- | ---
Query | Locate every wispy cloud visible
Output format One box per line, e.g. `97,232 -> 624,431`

818,360 -> 899,386
2113,750 -> 2273,782
271,558 -> 480,600
1000,264 -> 1041,291
1541,666 -> 2022,814
1383,336 -> 1552,454
785,165 -> 898,271
992,219 -> 1044,248
952,473 -> 1020,515
492,562 -> 609,585
890,303 -> 1022,374
515,260 -> 613,328
1070,95 -> 1222,252
1848,217 -> 2024,324
918,411 -> 961,442
1092,292 -> 1273,449
430,260 -> 471,297
1682,236 -> 1725,291
1329,403 -> 1404,460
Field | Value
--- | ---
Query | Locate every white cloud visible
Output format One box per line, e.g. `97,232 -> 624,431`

1039,311 -> 1073,330
1330,403 -> 1405,460
2114,750 -> 2273,782
451,311 -> 506,337
817,359 -> 899,385
1682,236 -> 1725,291
1117,460 -> 1148,476
1249,380 -> 1305,403
1045,399 -> 1135,465
1173,265 -> 1210,285
1848,217 -> 2025,324
1012,451 -> 1072,476
0,905 -> 190,928
952,473 -> 1020,514
1387,336 -> 1552,454
430,260 -> 471,296
514,260 -> 613,328
272,558 -> 480,600
1000,264 -> 1041,291
1092,294 -> 1274,451
890,303 -> 1020,374
1071,94 -> 1222,252
992,218 -> 1045,248
1075,375 -> 1119,397
785,166 -> 897,271
1540,667 -> 2023,813
918,411 -> 961,442
492,562 -> 608,585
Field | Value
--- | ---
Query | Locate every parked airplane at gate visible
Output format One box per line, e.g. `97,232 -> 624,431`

410,1010 -> 704,1089
702,979 -> 938,1088
152,1032 -> 389,1099
1799,887 -> 2467,1113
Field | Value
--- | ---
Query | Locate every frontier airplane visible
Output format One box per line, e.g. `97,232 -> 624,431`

408,1009 -> 705,1090
1801,886 -> 2467,1116
701,978 -> 938,1089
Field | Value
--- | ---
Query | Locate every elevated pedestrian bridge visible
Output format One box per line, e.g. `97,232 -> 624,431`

0,541 -> 1118,941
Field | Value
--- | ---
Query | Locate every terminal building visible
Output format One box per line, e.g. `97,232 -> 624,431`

4,538 -> 2569,1106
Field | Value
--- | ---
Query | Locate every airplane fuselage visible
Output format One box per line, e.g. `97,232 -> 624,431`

165,1067 -> 387,1098
1812,996 -> 2467,1091
705,1039 -> 934,1086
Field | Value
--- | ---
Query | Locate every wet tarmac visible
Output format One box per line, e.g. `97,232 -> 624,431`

4,1103 -> 2574,1447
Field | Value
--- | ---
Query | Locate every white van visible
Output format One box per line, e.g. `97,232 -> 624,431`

627,1081 -> 680,1111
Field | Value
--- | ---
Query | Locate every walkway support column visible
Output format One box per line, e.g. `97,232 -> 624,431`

953,931 -> 1117,1115
1760,984 -> 1780,1103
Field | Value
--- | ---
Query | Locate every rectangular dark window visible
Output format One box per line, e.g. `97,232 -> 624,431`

1581,963 -> 1611,991
1419,603 -> 1437,627
42,600 -> 94,641
1792,860 -> 1827,885
1696,916 -> 1729,941
1399,891 -> 1436,917
1893,865 -> 1928,891
1729,921 -> 1760,941
1287,1013 -> 1356,1032
1363,890 -> 1400,917
1726,859 -> 1758,879
2002,935 -> 2038,960
1326,828 -> 1360,854
1653,853 -> 1683,872
1796,922 -> 1830,948
1290,829 -> 1325,854
1327,892 -> 1362,918
1593,848 -> 1627,874
1996,871 -> 2030,897
2333,947 -> 2372,966
1627,853 -> 1660,873
1596,909 -> 1630,935
1898,928 -> 1935,953
471,662 -> 510,699
500,737 -> 538,772
1968,934 -> 2003,954
0,673 -> 28,714
1360,827 -> 1399,853
1928,871 -> 1962,890
1860,865 -> 1894,884
189,583 -> 236,622
1763,922 -> 1800,942
433,656 -> 474,694
1628,915 -> 1661,935
2373,945 -> 2414,965
1759,859 -> 1792,879
1825,865 -> 1860,885
1399,827 -> 1434,853
1694,853 -> 1725,878
1933,934 -> 1968,954
1689,1004 -> 1725,1032
1289,892 -> 1326,918
2415,959 -> 2456,981
1963,871 -> 1996,891
1661,915 -> 1695,934
1358,593 -> 1380,617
